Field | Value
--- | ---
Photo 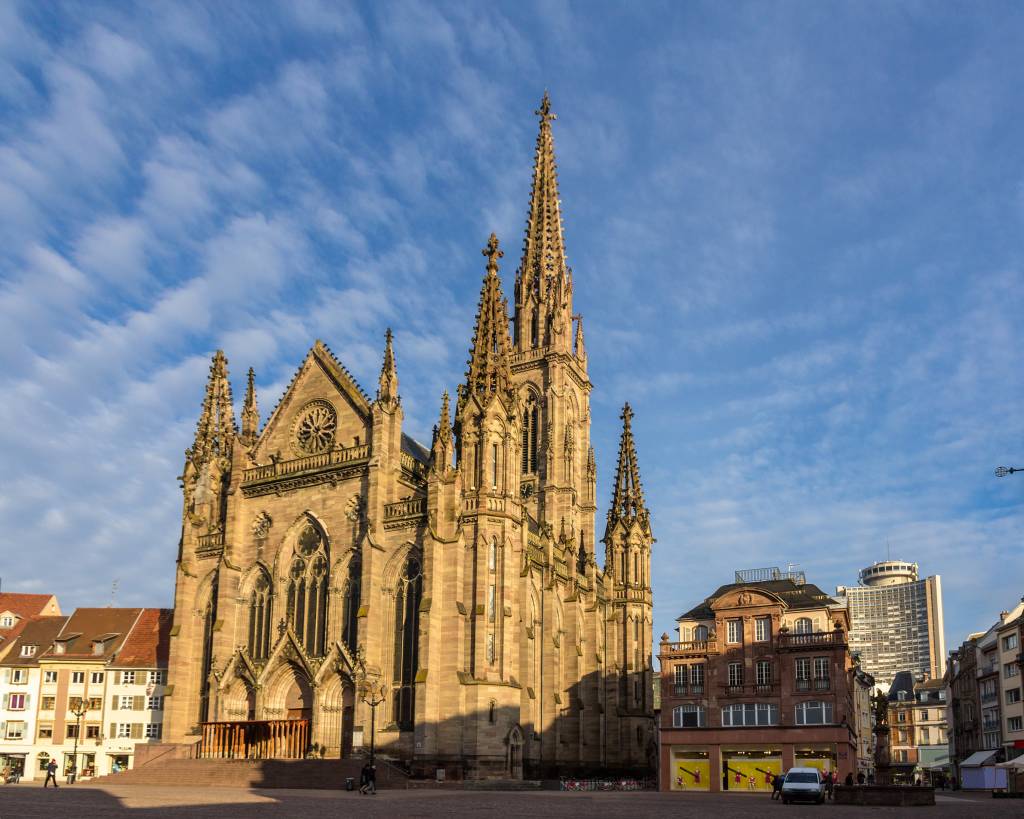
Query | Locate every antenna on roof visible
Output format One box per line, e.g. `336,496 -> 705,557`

109,579 -> 119,608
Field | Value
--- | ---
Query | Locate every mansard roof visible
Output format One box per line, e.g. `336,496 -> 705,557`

678,578 -> 836,621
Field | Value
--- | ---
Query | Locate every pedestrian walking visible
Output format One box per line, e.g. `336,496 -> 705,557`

44,759 -> 59,788
358,762 -> 370,795
367,764 -> 377,795
771,772 -> 784,800
824,770 -> 834,800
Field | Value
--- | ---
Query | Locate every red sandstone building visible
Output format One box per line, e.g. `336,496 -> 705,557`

658,568 -> 871,792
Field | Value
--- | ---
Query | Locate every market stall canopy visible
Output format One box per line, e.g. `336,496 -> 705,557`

960,750 -> 999,767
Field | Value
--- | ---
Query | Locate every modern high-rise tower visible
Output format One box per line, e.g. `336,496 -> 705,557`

835,560 -> 945,690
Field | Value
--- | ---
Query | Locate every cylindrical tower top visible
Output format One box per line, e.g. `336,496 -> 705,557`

859,560 -> 918,587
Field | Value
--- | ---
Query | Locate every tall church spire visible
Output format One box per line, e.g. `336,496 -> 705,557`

376,328 -> 400,409
515,92 -> 573,352
191,350 -> 237,465
461,234 -> 515,408
604,402 -> 651,542
240,366 -> 259,446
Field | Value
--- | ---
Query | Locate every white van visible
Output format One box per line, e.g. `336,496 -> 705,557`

781,767 -> 825,804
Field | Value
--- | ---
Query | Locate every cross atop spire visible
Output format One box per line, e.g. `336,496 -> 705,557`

483,232 -> 503,276
517,92 -> 569,313
191,350 -> 237,465
536,90 -> 556,125
462,234 -> 515,407
377,328 -> 400,408
604,402 -> 650,540
240,366 -> 259,446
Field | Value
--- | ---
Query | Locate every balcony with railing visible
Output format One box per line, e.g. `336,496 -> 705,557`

777,630 -> 846,651
666,681 -> 706,698
659,640 -> 717,659
981,690 -> 999,704
196,719 -> 310,760
383,496 -> 426,529
240,444 -> 370,493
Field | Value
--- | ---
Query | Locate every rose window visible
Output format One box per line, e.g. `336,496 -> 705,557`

294,401 -> 337,454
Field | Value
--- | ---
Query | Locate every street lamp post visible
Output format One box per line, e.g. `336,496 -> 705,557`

69,698 -> 90,784
354,646 -> 388,769
995,466 -> 1022,477
359,678 -> 388,768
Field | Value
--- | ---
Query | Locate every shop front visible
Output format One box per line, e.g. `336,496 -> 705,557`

722,747 -> 781,792
670,749 -> 710,791
793,743 -> 837,776
0,753 -> 26,782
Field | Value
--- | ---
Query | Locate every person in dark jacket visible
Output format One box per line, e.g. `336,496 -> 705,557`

44,759 -> 59,788
771,772 -> 784,800
844,772 -> 854,787
358,762 -> 371,795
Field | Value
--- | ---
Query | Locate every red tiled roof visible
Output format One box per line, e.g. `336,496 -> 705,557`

113,608 -> 173,668
0,593 -> 60,620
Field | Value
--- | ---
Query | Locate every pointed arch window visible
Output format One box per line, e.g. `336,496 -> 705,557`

247,574 -> 272,660
341,557 -> 361,653
393,555 -> 423,731
521,401 -> 539,474
198,576 -> 218,724
286,523 -> 330,657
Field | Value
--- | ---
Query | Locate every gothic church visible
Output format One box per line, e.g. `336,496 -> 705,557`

165,95 -> 656,778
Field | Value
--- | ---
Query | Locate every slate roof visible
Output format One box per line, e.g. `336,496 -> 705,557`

0,616 -> 68,667
888,670 -> 915,702
678,578 -> 837,620
112,608 -> 173,669
401,433 -> 430,463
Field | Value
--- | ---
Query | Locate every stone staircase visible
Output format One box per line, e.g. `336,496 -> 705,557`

94,757 -> 405,790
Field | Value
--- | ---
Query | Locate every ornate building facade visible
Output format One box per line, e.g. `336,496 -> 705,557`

164,95 -> 656,778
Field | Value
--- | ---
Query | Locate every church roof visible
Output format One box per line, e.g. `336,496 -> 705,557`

678,578 -> 836,621
401,433 -> 430,463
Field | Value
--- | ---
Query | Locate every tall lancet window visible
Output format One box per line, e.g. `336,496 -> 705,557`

393,555 -> 423,730
247,574 -> 272,660
287,523 -> 329,657
521,401 -> 539,474
198,576 -> 218,724
341,557 -> 361,653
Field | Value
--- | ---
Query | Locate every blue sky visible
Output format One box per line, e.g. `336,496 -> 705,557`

1,1 -> 1022,665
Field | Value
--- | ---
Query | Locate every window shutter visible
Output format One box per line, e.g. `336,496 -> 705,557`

114,671 -> 121,685
134,696 -> 143,711
110,722 -> 116,739
1,694 -> 7,709
24,694 -> 30,709
131,723 -> 142,739
2,669 -> 9,683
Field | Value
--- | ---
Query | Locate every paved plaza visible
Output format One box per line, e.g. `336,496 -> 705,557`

0,783 -> 1018,819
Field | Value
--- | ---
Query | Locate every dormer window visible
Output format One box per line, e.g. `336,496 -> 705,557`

54,643 -> 65,655
0,615 -> 14,628
20,645 -> 36,657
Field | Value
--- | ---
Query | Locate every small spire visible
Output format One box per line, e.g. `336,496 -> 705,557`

604,402 -> 650,542
431,390 -> 454,473
376,328 -> 400,408
241,366 -> 259,445
573,314 -> 587,364
192,350 -> 237,465
462,234 -> 515,407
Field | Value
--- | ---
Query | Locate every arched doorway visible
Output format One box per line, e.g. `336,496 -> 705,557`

285,673 -> 313,721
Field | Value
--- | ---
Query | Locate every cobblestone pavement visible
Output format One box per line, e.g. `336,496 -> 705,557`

0,783 -> 1017,818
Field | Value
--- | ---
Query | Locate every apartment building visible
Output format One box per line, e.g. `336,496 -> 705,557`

913,678 -> 948,782
658,567 -> 871,792
0,593 -> 61,660
996,612 -> 1023,762
836,561 -> 944,691
887,672 -> 917,782
0,616 -> 67,779
35,608 -> 145,778
103,609 -> 173,772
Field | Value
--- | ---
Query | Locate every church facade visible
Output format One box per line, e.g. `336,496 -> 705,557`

164,95 -> 656,778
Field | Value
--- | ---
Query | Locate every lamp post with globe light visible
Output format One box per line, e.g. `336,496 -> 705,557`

354,646 -> 388,769
68,698 -> 90,783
